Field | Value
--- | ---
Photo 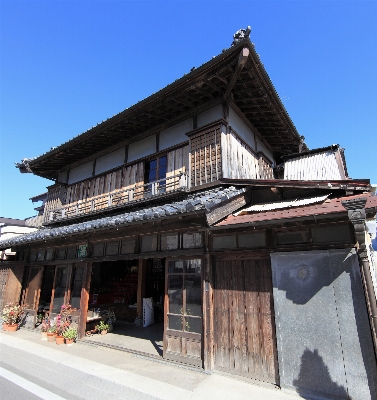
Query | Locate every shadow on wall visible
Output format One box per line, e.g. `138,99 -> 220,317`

293,348 -> 349,400
276,257 -> 345,305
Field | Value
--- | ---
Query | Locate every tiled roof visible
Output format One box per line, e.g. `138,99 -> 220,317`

215,194 -> 377,228
0,187 -> 246,250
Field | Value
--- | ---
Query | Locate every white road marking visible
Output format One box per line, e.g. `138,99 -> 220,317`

0,367 -> 67,400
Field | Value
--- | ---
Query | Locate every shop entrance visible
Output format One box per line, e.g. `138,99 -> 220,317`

86,259 -> 165,357
21,264 -> 86,329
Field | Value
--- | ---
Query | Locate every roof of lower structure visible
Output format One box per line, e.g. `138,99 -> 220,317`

16,35 -> 306,180
0,187 -> 246,250
214,193 -> 377,228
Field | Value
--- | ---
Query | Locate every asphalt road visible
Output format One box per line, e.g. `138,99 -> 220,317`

0,344 -> 159,400
0,376 -> 42,400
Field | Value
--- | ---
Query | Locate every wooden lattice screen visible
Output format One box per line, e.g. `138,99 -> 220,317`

43,184 -> 65,223
190,123 -> 223,187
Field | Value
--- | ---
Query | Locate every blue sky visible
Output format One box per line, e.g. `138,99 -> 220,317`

1,0 -> 376,219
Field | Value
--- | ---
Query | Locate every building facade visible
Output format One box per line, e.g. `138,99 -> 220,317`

1,29 -> 377,399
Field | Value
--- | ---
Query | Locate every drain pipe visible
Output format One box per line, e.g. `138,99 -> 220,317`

342,197 -> 377,358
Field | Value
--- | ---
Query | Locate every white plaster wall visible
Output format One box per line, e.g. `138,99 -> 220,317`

128,135 -> 156,162
0,226 -> 37,236
229,107 -> 256,150
57,171 -> 67,183
256,138 -> 274,163
95,147 -> 125,175
68,161 -> 94,184
159,119 -> 193,150
0,225 -> 37,257
197,105 -> 223,128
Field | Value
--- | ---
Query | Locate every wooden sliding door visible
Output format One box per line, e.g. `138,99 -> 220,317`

164,258 -> 203,367
213,257 -> 279,384
50,264 -> 72,317
22,266 -> 44,328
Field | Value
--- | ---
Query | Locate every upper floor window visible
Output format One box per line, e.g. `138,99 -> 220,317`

144,156 -> 167,195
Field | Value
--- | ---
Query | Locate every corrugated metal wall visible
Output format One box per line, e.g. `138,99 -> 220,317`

284,150 -> 345,180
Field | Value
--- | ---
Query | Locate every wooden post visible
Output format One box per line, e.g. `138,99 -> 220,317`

137,259 -> 147,319
78,263 -> 92,339
203,229 -> 214,370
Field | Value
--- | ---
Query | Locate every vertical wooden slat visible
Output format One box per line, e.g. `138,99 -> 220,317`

213,256 -> 278,384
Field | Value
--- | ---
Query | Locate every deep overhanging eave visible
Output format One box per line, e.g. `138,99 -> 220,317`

18,38 -> 304,178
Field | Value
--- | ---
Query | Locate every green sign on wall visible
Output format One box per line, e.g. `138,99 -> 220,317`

78,244 -> 87,258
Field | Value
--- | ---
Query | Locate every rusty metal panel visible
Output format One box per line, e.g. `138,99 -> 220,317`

216,194 -> 377,227
271,249 -> 377,400
284,150 -> 344,180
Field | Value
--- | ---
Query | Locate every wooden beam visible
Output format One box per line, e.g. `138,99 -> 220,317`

215,73 -> 228,85
78,262 -> 92,339
224,47 -> 250,99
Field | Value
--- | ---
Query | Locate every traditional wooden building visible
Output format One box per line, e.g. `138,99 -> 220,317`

1,28 -> 377,399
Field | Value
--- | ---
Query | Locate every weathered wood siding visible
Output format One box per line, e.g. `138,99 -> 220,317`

61,161 -> 143,212
120,162 -> 144,200
213,257 -> 279,384
166,145 -> 189,191
0,265 -> 24,310
43,184 -> 65,223
258,155 -> 274,180
221,130 -> 259,179
190,123 -> 222,187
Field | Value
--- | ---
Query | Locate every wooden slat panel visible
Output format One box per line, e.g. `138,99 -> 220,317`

190,125 -> 222,188
214,257 -> 278,384
166,150 -> 175,192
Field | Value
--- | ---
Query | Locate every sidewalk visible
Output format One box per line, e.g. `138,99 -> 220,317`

0,329 -> 302,400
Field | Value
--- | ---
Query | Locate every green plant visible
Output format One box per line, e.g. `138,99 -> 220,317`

63,326 -> 77,340
100,309 -> 116,324
95,320 -> 109,332
2,302 -> 27,325
48,324 -> 57,334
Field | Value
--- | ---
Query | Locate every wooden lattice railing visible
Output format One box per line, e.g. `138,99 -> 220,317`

47,172 -> 188,222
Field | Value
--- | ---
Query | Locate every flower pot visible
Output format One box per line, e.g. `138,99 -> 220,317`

41,332 -> 48,341
65,338 -> 74,346
101,330 -> 107,335
3,323 -> 18,332
47,333 -> 56,342
56,335 -> 64,345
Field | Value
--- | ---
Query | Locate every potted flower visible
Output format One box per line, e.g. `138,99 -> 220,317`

54,315 -> 65,345
2,302 -> 26,332
63,326 -> 77,346
95,320 -> 109,335
47,324 -> 57,342
40,317 -> 50,340
55,304 -> 72,345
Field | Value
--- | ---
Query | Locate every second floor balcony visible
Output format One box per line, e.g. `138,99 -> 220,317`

45,171 -> 189,224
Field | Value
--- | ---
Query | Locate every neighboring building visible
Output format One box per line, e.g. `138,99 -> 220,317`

1,28 -> 377,400
0,218 -> 37,261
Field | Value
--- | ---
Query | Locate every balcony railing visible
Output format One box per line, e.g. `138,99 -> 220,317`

48,172 -> 188,222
